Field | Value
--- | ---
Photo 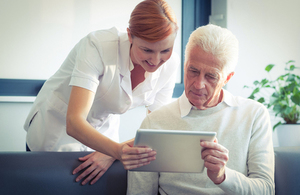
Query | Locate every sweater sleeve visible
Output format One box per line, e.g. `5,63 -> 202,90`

127,171 -> 159,195
217,105 -> 275,195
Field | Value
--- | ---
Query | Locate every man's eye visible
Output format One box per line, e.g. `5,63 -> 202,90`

143,49 -> 152,53
161,49 -> 170,53
206,75 -> 218,80
188,69 -> 199,76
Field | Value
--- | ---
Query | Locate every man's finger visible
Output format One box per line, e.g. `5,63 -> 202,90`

200,141 -> 228,153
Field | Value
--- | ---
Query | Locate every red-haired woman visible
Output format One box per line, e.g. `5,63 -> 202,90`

24,0 -> 179,185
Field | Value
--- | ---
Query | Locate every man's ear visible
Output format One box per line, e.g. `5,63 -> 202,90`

224,72 -> 235,85
127,28 -> 133,44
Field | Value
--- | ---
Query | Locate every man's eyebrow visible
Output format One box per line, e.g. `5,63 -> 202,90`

189,66 -> 199,71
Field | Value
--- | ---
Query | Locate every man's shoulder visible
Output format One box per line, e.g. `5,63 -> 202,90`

228,93 -> 268,117
151,100 -> 180,116
146,99 -> 181,123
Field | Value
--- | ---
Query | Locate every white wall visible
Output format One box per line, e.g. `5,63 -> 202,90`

0,0 -> 181,151
225,0 -> 300,146
226,0 -> 300,97
0,0 -> 182,82
1,0 -> 300,151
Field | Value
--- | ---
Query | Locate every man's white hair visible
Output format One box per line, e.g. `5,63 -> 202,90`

185,24 -> 239,75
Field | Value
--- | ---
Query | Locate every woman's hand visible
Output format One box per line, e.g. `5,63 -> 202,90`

72,151 -> 115,185
119,140 -> 156,170
201,138 -> 229,184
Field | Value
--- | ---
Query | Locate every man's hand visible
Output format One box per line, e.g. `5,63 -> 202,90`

201,138 -> 229,184
72,152 -> 115,185
119,140 -> 156,170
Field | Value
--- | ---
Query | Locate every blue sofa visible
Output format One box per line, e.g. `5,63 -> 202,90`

0,146 -> 299,195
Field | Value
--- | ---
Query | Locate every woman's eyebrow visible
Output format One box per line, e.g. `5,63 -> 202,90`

162,47 -> 172,51
139,46 -> 153,50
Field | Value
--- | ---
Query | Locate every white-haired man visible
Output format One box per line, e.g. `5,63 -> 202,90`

127,24 -> 275,195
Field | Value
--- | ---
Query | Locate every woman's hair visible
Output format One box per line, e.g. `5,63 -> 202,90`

185,24 -> 239,75
128,0 -> 178,42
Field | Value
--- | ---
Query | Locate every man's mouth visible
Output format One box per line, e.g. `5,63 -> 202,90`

191,90 -> 206,97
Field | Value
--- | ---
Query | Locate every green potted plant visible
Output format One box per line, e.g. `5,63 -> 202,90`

244,60 -> 300,146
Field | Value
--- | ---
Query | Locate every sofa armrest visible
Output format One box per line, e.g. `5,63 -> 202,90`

274,146 -> 300,195
0,152 -> 127,195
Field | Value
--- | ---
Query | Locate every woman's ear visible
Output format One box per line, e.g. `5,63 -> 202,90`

127,28 -> 133,44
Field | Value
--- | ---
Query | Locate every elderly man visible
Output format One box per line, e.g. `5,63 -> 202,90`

127,24 -> 275,195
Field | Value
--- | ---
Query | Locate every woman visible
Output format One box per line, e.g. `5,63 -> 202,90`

24,0 -> 179,185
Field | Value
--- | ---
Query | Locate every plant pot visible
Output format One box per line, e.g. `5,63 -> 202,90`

276,124 -> 300,147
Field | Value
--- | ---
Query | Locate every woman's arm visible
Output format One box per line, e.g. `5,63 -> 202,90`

67,86 -> 156,185
66,86 -> 122,158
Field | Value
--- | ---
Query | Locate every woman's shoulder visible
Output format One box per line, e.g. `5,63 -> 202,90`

86,27 -> 121,43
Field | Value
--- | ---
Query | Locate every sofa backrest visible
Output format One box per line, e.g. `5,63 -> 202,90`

274,146 -> 300,195
0,152 -> 127,195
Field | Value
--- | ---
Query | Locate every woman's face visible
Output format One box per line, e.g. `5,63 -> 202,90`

127,29 -> 176,73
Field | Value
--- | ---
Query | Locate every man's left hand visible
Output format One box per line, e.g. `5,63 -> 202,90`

201,138 -> 229,184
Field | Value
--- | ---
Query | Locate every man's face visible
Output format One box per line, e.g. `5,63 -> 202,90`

184,46 -> 233,110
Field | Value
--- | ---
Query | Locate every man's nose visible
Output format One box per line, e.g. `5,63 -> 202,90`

193,76 -> 205,89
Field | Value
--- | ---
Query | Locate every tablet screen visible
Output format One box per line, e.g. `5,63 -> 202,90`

131,129 -> 217,173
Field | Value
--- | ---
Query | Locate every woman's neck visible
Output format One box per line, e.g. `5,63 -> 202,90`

130,64 -> 146,90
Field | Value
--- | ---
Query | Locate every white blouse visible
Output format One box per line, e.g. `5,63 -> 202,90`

24,27 -> 179,151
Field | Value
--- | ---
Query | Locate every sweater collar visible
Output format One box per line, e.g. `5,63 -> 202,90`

179,89 -> 239,117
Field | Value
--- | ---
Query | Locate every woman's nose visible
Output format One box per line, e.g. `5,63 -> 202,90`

150,53 -> 160,66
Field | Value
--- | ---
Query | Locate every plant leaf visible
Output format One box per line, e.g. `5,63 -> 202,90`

273,121 -> 282,131
286,74 -> 295,82
286,60 -> 295,64
284,107 -> 294,115
261,78 -> 269,86
271,92 -> 279,98
248,94 -> 255,99
253,80 -> 259,85
289,65 -> 295,71
273,104 -> 283,113
291,93 -> 300,105
265,64 -> 275,72
251,87 -> 260,96
257,97 -> 265,103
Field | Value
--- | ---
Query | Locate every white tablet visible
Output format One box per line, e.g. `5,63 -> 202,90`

131,129 -> 217,173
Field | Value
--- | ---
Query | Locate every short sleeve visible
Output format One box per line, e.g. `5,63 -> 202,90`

69,33 -> 105,93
